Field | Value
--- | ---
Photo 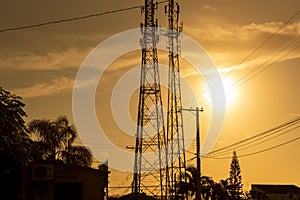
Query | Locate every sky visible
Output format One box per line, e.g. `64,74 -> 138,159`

1,0 -> 300,196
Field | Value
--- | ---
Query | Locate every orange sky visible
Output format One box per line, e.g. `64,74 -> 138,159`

1,0 -> 300,196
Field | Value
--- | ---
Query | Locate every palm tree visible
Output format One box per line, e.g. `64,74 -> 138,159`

185,166 -> 197,197
28,115 -> 92,167
178,166 -> 215,199
201,176 -> 215,200
178,166 -> 234,200
211,179 -> 230,200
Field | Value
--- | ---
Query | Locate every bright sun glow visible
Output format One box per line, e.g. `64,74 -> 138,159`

222,77 -> 238,107
199,77 -> 238,109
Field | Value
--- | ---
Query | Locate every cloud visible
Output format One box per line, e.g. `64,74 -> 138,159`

0,48 -> 90,71
0,31 -> 111,72
186,25 -> 239,42
200,4 -> 216,11
242,21 -> 300,36
211,49 -> 300,76
186,21 -> 300,43
0,32 -> 142,72
12,77 -> 74,98
184,19 -> 300,73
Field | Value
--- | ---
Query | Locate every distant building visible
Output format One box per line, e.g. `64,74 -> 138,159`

251,184 -> 300,200
22,162 -> 109,200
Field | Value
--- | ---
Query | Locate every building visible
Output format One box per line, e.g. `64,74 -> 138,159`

22,162 -> 109,200
251,184 -> 300,200
118,192 -> 157,200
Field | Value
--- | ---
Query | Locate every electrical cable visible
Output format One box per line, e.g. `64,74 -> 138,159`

233,37 -> 299,87
197,41 -> 300,110
234,42 -> 300,88
206,136 -> 300,159
204,117 -> 299,156
183,8 -> 300,109
222,8 -> 300,79
207,125 -> 299,158
0,0 -> 168,33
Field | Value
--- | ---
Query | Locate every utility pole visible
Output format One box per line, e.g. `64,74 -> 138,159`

181,107 -> 203,200
132,0 -> 167,199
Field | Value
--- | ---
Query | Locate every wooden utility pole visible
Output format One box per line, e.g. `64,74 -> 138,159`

181,107 -> 203,200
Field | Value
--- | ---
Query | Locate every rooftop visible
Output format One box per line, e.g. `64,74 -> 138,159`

252,184 -> 300,195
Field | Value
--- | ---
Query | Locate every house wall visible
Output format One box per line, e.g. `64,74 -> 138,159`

251,184 -> 300,200
23,163 -> 107,200
268,193 -> 300,200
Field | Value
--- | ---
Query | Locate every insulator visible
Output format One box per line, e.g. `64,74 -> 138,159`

178,26 -> 183,33
140,23 -> 144,34
141,6 -> 145,14
139,38 -> 144,47
176,3 -> 180,13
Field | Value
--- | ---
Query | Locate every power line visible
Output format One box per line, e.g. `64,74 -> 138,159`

186,156 -> 197,163
204,117 -> 300,156
196,40 -> 300,110
110,122 -> 300,193
184,8 -> 300,108
206,136 -> 300,160
206,125 -> 299,158
182,118 -> 299,163
210,117 -> 300,154
233,37 -> 299,87
234,42 -> 300,88
201,117 -> 300,159
183,117 -> 300,163
0,0 -> 168,33
222,8 -> 300,79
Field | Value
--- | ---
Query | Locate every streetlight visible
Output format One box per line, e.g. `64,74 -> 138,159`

181,107 -> 204,200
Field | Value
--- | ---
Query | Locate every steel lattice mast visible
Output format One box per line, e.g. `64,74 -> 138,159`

165,0 -> 187,198
133,0 -> 168,198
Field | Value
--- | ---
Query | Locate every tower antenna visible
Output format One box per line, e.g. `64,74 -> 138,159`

133,0 -> 168,199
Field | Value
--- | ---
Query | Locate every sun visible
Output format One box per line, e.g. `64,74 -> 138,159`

221,77 -> 238,107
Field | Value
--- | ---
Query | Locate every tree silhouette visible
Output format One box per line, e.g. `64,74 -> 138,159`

178,166 -> 215,199
201,176 -> 215,200
28,115 -> 92,167
61,145 -> 93,167
228,151 -> 244,200
0,87 -> 32,167
176,166 -> 195,198
211,179 -> 230,200
0,87 -> 33,199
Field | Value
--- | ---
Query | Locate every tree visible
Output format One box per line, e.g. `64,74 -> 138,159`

0,87 -> 33,167
228,151 -> 244,200
0,87 -> 33,199
62,145 -> 93,167
178,166 -> 215,199
201,176 -> 215,200
28,115 -> 93,167
211,179 -> 230,200
183,166 -> 197,197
